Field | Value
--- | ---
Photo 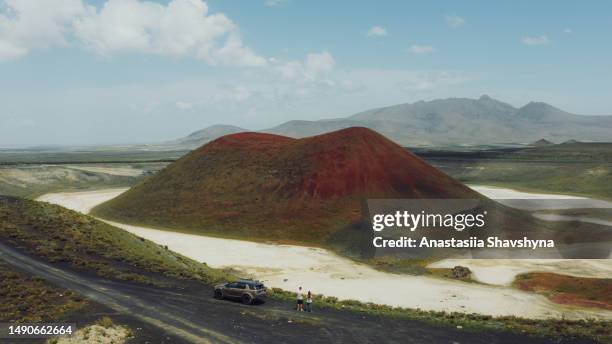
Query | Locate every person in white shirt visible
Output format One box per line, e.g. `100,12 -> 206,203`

296,286 -> 304,311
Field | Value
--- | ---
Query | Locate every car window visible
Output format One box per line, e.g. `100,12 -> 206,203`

227,282 -> 239,288
236,283 -> 246,289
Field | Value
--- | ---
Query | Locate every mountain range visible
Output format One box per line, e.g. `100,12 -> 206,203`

170,96 -> 612,148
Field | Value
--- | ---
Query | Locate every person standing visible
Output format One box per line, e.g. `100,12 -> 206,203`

296,286 -> 304,311
305,291 -> 313,312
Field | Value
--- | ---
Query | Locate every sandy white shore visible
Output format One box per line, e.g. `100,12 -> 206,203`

468,185 -> 589,200
432,185 -> 612,285
468,185 -> 612,210
63,165 -> 144,177
37,187 -> 612,320
429,258 -> 612,285
38,188 -> 130,213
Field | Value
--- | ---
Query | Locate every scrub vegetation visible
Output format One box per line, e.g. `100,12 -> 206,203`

0,261 -> 86,322
47,317 -> 133,344
366,257 -> 477,282
514,273 -> 612,311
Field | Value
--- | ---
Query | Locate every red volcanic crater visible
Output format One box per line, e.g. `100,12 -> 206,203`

200,127 -> 473,199
93,127 -> 479,246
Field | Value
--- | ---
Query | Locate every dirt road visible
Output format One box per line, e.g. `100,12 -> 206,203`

0,242 -> 594,344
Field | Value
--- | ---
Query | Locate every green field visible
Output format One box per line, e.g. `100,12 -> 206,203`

0,148 -> 185,165
421,142 -> 612,200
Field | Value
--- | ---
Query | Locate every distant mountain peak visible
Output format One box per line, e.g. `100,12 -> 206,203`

175,124 -> 247,147
517,101 -> 568,119
475,94 -> 516,111
522,101 -> 548,108
532,138 -> 554,146
185,124 -> 246,136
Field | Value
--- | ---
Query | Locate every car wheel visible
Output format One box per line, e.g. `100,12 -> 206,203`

241,294 -> 252,305
214,289 -> 223,299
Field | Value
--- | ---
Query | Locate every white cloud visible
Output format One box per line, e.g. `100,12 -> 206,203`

73,0 -> 266,66
277,51 -> 335,81
444,15 -> 465,28
0,0 -> 87,60
0,40 -> 26,60
1,115 -> 36,128
521,34 -> 549,46
366,26 -> 387,37
394,71 -> 470,91
231,86 -> 251,101
564,28 -> 572,34
409,45 -> 434,54
0,0 -> 265,66
264,0 -> 288,7
306,51 -> 334,75
175,101 -> 193,110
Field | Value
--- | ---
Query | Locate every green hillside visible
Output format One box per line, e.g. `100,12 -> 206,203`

426,142 -> 612,200
0,196 -> 233,286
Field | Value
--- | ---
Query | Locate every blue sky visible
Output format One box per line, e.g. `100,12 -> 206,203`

0,0 -> 611,145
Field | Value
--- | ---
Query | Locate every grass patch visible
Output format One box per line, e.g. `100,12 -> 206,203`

447,162 -> 612,201
0,261 -> 86,322
365,257 -> 477,282
366,256 -> 432,275
267,287 -> 611,343
96,315 -> 115,329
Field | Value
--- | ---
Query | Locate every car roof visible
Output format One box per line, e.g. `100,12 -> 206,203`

237,279 -> 263,285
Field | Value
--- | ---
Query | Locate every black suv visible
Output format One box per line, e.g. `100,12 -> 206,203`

214,279 -> 266,305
